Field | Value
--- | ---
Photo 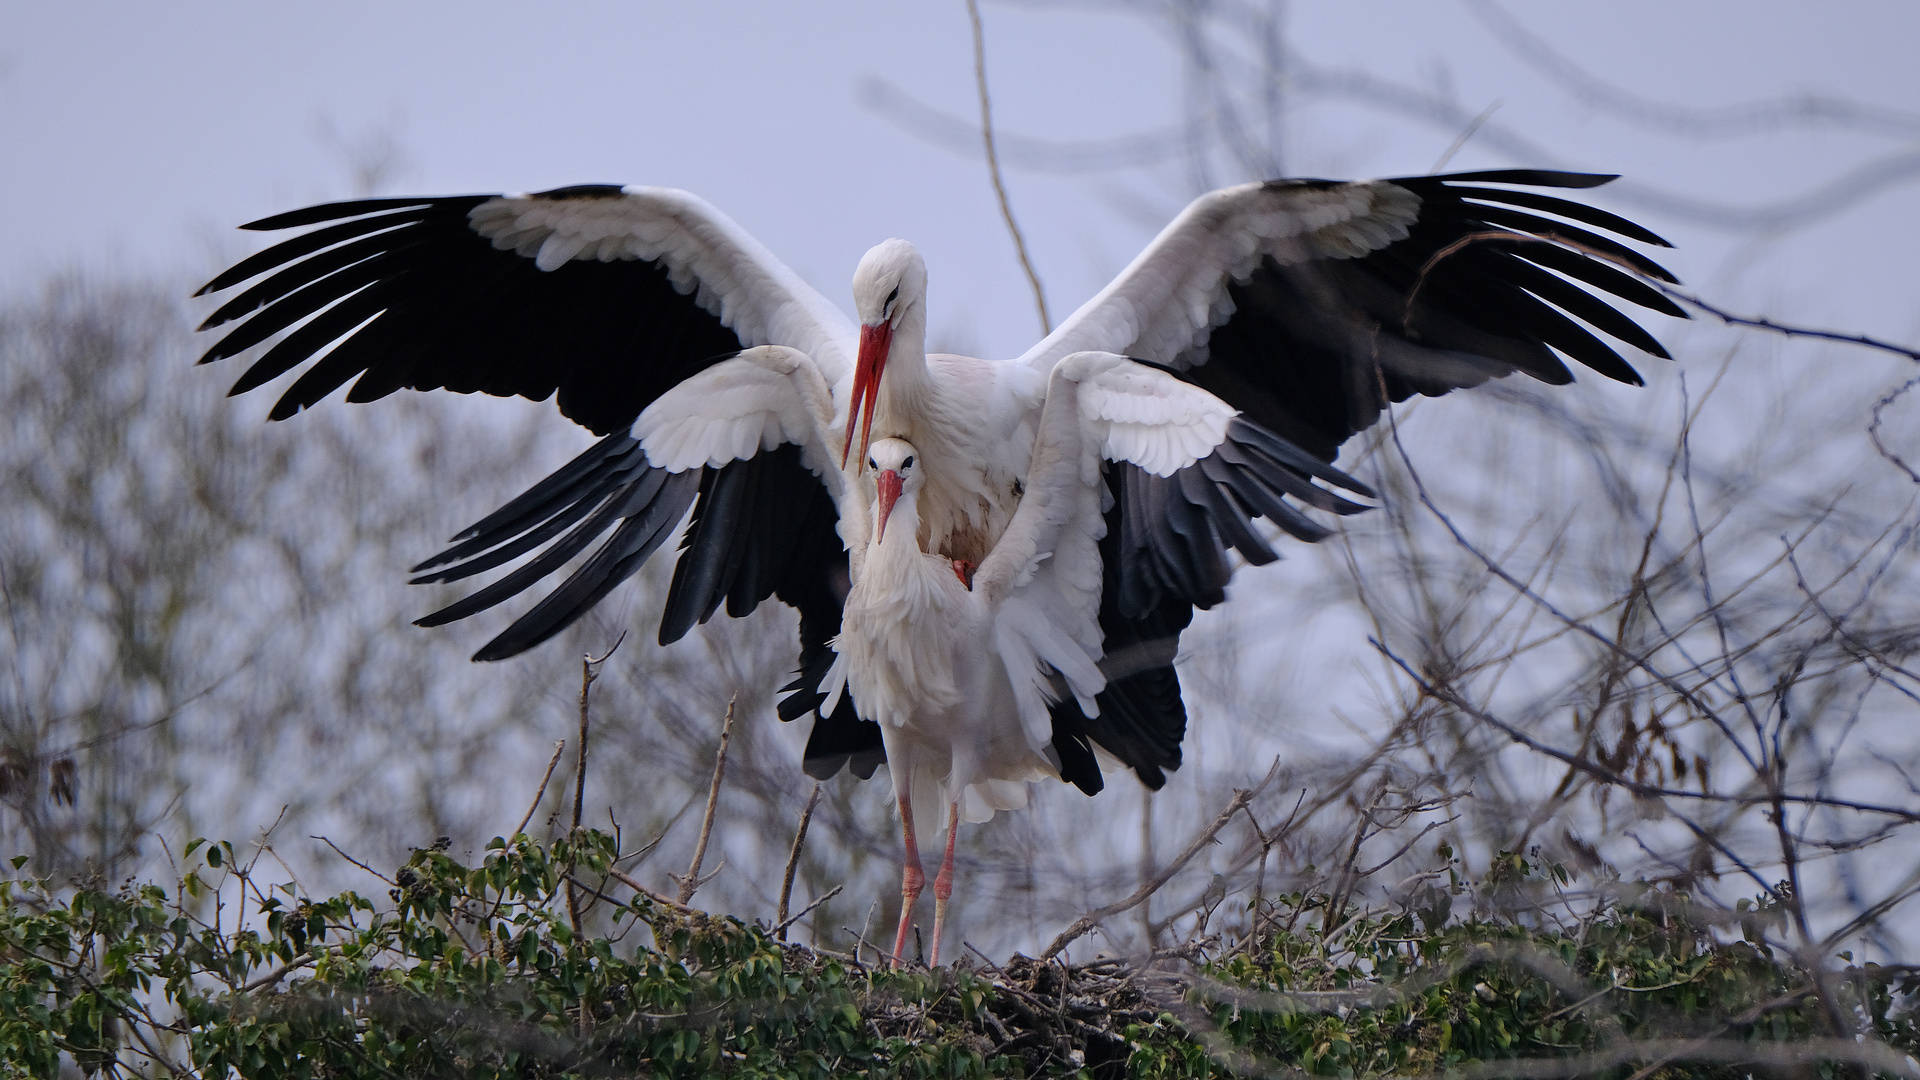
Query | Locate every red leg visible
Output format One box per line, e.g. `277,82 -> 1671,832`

891,788 -> 925,967
930,800 -> 959,966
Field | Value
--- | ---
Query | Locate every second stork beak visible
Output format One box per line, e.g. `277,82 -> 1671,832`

875,469 -> 903,543
842,321 -> 893,468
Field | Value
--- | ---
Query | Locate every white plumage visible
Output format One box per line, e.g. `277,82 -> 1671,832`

198,168 -> 1680,965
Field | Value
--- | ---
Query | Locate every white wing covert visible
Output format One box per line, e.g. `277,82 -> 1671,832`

1022,181 -> 1422,372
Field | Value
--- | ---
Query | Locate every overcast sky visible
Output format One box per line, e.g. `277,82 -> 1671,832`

4,2 -> 1917,364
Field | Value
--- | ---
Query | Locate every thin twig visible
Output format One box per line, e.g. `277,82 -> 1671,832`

1041,763 -> 1279,960
311,835 -> 394,886
607,867 -> 703,915
677,695 -> 736,905
573,632 -> 625,838
774,884 -> 844,937
776,784 -> 824,940
515,741 -> 567,840
1411,224 -> 1920,366
1456,1037 -> 1920,1080
568,633 -> 623,936
966,0 -> 1050,334
1659,282 -> 1920,363
1869,375 -> 1920,484
1432,100 -> 1502,172
1369,639 -> 1920,822
564,873 -> 637,911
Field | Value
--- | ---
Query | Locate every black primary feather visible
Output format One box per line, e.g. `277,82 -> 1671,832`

195,190 -> 745,436
1184,170 -> 1683,464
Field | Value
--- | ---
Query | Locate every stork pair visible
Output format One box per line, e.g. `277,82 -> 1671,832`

195,169 -> 1682,961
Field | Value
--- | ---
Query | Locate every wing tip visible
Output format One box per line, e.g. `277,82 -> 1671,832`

237,196 -> 447,232
1429,168 -> 1621,189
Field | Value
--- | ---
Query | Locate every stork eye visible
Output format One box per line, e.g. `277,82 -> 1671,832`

883,285 -> 900,315
902,455 -> 914,469
868,457 -> 877,471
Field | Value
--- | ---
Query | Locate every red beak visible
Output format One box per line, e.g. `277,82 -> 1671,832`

842,321 -> 893,469
875,469 -> 903,543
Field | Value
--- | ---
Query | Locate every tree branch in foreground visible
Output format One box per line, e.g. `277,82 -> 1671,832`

1041,762 -> 1278,961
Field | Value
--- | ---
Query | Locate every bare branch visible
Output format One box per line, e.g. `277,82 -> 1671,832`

1657,282 -> 1920,363
676,695 -> 736,905
1041,763 -> 1278,961
515,741 -> 567,841
1370,639 -> 1920,822
966,0 -> 1051,334
776,783 -> 823,941
774,883 -> 844,937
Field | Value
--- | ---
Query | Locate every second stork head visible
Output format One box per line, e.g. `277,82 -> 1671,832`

866,437 -> 921,545
844,240 -> 928,469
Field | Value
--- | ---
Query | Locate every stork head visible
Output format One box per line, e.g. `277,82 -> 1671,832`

865,437 -> 921,545
844,240 -> 927,469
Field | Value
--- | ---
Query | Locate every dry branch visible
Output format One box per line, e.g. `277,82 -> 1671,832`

515,742 -> 566,841
1041,764 -> 1278,960
677,695 -> 736,905
965,0 -> 1050,334
776,783 -> 823,940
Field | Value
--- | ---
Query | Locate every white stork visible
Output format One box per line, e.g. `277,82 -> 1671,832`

195,170 -> 1682,959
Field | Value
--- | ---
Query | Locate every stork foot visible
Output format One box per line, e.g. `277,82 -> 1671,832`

951,559 -> 976,589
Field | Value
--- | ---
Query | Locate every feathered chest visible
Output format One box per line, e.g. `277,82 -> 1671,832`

870,359 -> 1033,567
839,545 -> 978,727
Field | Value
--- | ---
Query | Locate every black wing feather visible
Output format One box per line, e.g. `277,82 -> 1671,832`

468,473 -> 700,661
198,188 -> 872,771
196,191 -> 744,436
1047,476 -> 1198,792
240,196 -> 445,231
1446,186 -> 1672,248
1182,171 -> 1683,464
1110,417 -> 1370,620
1460,204 -> 1677,282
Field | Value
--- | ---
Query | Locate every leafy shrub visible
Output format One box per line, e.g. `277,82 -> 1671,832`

2,836 -> 1911,1078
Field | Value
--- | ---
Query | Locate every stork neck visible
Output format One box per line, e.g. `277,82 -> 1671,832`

870,310 -> 930,438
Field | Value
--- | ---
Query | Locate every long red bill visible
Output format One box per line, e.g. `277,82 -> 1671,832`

874,469 -> 903,543
842,321 -> 893,468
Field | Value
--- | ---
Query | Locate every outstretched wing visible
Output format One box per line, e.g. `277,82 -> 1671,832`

1020,172 -> 1681,791
196,185 -> 856,436
200,188 -> 881,774
993,352 -> 1374,792
406,345 -> 882,776
1021,170 -> 1684,462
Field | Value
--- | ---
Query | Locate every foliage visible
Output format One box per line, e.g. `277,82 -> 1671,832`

2,834 -> 1912,1079
1194,851 -> 1920,1080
